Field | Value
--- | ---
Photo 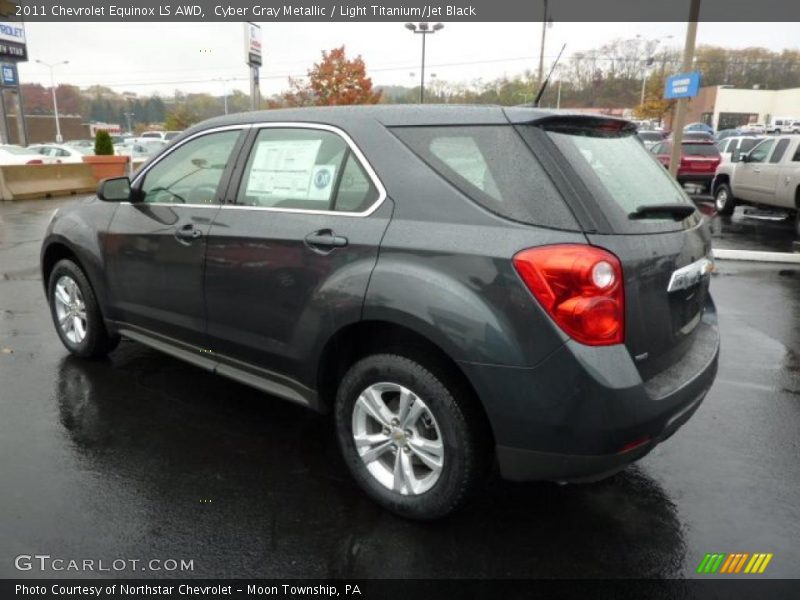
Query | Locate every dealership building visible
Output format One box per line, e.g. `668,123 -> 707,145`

679,85 -> 800,130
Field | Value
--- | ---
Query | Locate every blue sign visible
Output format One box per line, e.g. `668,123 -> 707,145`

1,63 -> 16,86
664,72 -> 701,99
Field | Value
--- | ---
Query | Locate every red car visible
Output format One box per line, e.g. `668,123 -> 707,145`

651,139 -> 721,191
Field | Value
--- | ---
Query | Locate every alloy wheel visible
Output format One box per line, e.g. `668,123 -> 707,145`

53,275 -> 88,344
351,382 -> 444,495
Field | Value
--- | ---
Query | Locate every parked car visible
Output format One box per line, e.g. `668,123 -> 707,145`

684,122 -> 714,135
739,123 -> 766,134
711,135 -> 800,234
636,130 -> 666,150
115,141 -> 164,159
138,130 -> 182,141
28,144 -> 91,163
0,145 -> 57,165
677,131 -> 715,143
714,128 -> 757,142
41,106 -> 720,519
651,139 -> 722,191
766,117 -> 799,135
64,139 -> 95,150
716,135 -> 765,164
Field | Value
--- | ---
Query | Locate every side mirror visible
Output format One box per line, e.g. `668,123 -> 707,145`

97,176 -> 131,202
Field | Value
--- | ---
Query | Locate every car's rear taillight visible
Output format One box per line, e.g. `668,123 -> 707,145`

513,244 -> 624,346
26,159 -> 43,165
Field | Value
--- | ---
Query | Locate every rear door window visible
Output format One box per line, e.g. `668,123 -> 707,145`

769,139 -> 790,163
391,125 -> 578,230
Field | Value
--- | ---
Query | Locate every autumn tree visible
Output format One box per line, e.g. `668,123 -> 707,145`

283,46 -> 382,107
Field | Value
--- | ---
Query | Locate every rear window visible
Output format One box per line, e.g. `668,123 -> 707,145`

392,125 -> 578,230
540,126 -> 693,233
683,143 -> 719,156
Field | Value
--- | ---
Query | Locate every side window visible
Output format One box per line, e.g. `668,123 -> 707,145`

727,139 -> 739,154
140,130 -> 240,205
236,127 -> 378,213
770,139 -> 790,163
793,144 -> 800,162
333,153 -> 379,212
748,139 -> 775,163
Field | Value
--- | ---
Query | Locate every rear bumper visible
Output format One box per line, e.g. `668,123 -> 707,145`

677,173 -> 714,186
460,298 -> 720,482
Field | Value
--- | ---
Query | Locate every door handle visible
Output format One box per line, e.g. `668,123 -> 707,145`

304,229 -> 348,251
175,223 -> 202,241
753,168 -> 761,173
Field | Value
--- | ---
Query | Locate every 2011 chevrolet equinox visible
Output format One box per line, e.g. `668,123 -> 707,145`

41,106 -> 719,519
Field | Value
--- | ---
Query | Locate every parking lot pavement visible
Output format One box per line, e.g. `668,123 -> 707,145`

1,196 -> 799,579
693,194 -> 798,253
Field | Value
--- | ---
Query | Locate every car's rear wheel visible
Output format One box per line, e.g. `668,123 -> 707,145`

334,354 -> 488,520
48,259 -> 119,358
714,183 -> 736,216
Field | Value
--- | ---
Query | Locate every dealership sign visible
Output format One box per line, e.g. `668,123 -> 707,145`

244,22 -> 262,67
0,21 -> 26,62
664,72 -> 701,99
1,63 -> 18,85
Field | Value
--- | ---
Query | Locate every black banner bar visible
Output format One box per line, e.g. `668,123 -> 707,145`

4,579 -> 800,600
10,0 -> 800,22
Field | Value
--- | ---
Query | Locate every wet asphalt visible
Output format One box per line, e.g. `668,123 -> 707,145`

0,196 -> 798,579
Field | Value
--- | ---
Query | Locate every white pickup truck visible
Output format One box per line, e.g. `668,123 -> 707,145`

711,135 -> 800,235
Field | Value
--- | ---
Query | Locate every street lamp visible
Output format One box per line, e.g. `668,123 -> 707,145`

215,77 -> 236,115
405,22 -> 444,104
636,35 -> 673,107
36,59 -> 69,143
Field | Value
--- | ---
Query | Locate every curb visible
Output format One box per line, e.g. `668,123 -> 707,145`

713,248 -> 800,264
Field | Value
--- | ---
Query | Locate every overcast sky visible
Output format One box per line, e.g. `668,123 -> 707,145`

16,22 -> 800,98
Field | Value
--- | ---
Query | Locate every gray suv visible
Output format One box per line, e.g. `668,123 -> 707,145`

41,106 -> 719,519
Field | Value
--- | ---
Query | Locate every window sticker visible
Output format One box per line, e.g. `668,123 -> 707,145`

245,138 -> 323,200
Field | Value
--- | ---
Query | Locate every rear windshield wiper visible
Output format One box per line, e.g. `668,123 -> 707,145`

629,204 -> 696,221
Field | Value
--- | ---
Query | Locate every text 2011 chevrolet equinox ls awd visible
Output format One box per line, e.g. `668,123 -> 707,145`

41,106 -> 719,519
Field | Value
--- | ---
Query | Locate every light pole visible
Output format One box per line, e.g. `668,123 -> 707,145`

536,0 -> 550,89
636,35 -> 673,107
405,22 -> 444,104
36,59 -> 69,143
124,111 -> 134,134
215,77 -> 235,115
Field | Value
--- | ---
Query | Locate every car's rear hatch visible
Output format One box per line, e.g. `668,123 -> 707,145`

680,142 -> 721,175
506,109 -> 714,384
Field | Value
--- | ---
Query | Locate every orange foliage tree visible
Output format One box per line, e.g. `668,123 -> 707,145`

283,46 -> 382,107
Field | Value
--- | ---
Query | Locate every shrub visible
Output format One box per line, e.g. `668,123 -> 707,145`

94,130 -> 114,156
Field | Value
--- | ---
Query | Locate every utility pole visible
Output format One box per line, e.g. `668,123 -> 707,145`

536,0 -> 549,89
669,0 -> 701,179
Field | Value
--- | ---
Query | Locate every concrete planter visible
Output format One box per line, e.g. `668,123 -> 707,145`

82,155 -> 129,182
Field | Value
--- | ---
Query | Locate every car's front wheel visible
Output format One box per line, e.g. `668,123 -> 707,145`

334,354 -> 488,520
714,183 -> 736,216
48,259 -> 119,358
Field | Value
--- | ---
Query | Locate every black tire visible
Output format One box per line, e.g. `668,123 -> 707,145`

47,259 -> 120,358
795,211 -> 800,240
714,182 -> 736,216
334,353 -> 489,520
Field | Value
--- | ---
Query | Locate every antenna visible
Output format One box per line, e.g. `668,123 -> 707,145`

533,43 -> 566,107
